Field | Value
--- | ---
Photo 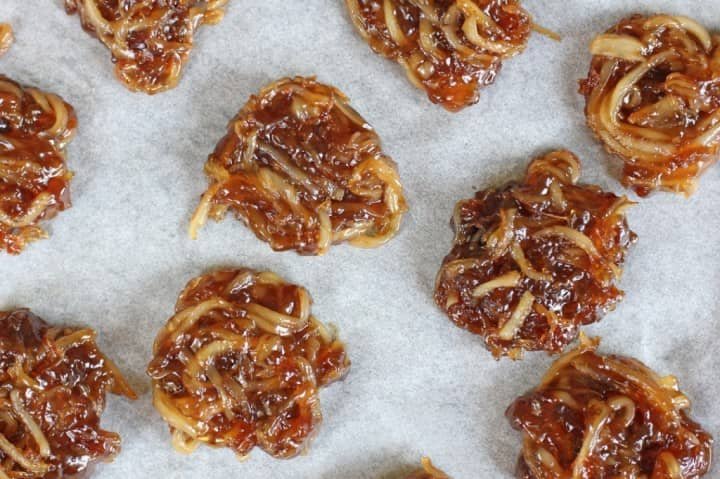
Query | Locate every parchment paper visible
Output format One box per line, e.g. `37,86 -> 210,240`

0,1 -> 718,478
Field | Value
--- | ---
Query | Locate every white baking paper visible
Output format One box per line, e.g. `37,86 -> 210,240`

0,1 -> 718,477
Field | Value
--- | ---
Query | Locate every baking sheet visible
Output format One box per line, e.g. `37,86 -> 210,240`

0,1 -> 718,477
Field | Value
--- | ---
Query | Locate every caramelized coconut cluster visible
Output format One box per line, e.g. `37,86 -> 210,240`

147,269 -> 350,459
345,0 -> 536,111
507,336 -> 713,478
581,14 -> 720,196
64,0 -> 228,93
0,309 -> 137,478
0,76 -> 76,254
0,23 -> 12,57
190,77 -> 407,255
406,457 -> 450,479
434,151 -> 636,358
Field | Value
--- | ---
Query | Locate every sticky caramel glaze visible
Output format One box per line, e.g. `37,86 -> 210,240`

147,269 -> 350,459
190,77 -> 407,255
64,0 -> 227,94
406,457 -> 450,479
507,336 -> 713,478
580,14 -> 720,196
0,76 -> 76,254
345,0 -> 531,111
434,151 -> 636,359
0,309 -> 136,478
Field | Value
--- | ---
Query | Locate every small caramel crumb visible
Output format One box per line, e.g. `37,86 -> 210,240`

0,23 -> 13,57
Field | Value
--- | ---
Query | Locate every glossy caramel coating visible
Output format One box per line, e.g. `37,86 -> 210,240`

190,77 -> 407,255
345,0 -> 532,111
580,14 -> 720,196
64,0 -> 227,94
507,337 -> 713,478
148,269 -> 350,459
0,309 -> 136,478
434,151 -> 636,358
0,76 -> 76,254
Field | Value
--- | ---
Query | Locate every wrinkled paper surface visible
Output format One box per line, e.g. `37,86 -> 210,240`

0,1 -> 718,477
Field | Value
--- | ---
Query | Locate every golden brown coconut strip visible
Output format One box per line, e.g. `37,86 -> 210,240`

405,457 -> 450,479
0,23 -> 12,57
